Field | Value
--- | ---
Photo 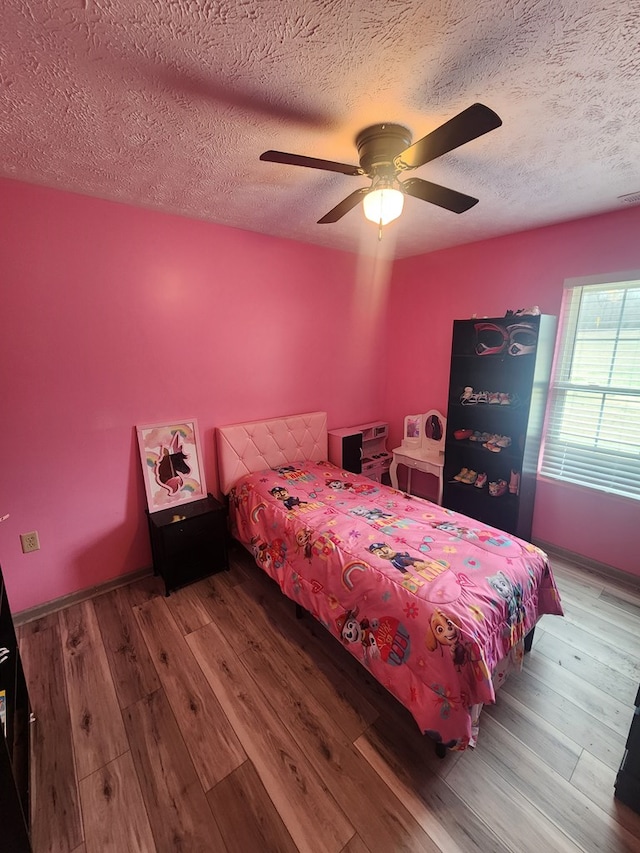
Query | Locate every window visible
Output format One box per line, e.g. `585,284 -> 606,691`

540,273 -> 640,500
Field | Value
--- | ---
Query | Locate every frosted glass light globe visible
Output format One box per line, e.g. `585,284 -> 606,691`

363,186 -> 404,225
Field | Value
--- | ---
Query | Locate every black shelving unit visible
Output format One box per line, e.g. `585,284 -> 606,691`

442,314 -> 556,540
0,565 -> 32,853
615,685 -> 640,813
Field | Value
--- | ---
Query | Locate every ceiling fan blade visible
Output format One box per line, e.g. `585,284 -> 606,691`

402,177 -> 478,213
394,103 -> 502,172
317,187 -> 370,223
260,150 -> 363,176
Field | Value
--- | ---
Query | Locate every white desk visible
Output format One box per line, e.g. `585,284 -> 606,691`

389,447 -> 445,505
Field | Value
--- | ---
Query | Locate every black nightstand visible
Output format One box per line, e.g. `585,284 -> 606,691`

146,494 -> 229,595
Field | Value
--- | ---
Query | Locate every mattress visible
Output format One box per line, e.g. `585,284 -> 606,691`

228,458 -> 563,750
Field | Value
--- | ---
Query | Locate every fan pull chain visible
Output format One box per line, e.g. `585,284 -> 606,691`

378,218 -> 383,241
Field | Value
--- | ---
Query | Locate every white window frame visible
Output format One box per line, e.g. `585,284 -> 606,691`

539,270 -> 640,501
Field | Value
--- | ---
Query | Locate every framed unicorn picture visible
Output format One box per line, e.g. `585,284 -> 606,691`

136,419 -> 207,512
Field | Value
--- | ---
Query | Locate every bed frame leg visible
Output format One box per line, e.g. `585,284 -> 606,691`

524,626 -> 535,653
295,603 -> 305,620
434,742 -> 447,759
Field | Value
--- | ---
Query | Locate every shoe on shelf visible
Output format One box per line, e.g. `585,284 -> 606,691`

475,472 -> 488,488
504,306 -> 540,317
460,469 -> 478,485
454,428 -> 473,440
509,470 -> 520,495
453,467 -> 469,482
488,479 -> 508,497
470,431 -> 492,442
462,389 -> 492,405
461,392 -> 480,405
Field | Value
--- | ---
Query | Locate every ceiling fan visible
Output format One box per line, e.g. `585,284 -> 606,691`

260,103 -> 502,226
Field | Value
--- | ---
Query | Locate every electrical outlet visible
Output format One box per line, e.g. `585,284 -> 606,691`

20,531 -> 40,553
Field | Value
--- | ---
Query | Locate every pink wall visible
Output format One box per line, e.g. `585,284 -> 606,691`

2,179 -> 638,613
383,205 -> 640,578
0,179 -> 390,612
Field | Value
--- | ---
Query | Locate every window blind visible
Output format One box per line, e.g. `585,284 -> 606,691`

540,276 -> 640,500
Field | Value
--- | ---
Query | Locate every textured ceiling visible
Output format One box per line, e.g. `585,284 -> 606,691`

2,0 -> 639,258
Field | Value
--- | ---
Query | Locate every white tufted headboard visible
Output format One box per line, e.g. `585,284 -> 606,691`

216,411 -> 328,495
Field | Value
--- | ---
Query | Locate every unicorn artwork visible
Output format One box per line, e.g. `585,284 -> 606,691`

155,432 -> 191,495
137,420 -> 207,512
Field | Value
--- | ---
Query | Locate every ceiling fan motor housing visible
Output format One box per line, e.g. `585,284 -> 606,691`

356,124 -> 412,178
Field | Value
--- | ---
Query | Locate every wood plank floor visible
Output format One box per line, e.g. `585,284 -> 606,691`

17,545 -> 640,852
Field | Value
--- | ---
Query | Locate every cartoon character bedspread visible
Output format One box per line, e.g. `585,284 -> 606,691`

229,460 -> 563,749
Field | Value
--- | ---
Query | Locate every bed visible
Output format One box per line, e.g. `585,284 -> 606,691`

216,411 -> 563,752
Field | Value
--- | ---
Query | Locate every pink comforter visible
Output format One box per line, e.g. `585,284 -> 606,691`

229,460 -> 563,749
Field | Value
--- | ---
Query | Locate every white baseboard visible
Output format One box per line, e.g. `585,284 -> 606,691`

534,540 -> 640,590
14,566 -> 154,627
13,540 -> 639,626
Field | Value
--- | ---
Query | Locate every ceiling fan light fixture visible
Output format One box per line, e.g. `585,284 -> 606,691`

362,182 -> 404,225
261,104 -> 501,226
